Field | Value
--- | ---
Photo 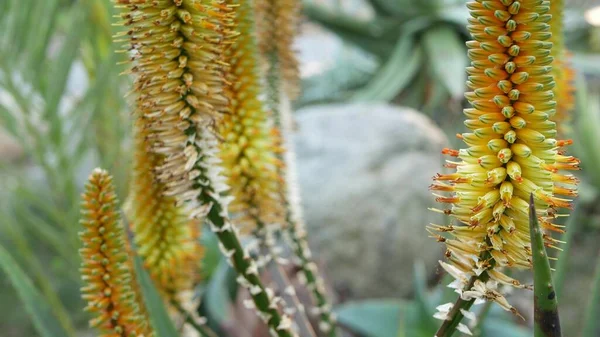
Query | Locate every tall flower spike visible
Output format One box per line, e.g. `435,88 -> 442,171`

219,0 -> 286,233
126,119 -> 202,299
115,1 -> 297,336
255,0 -> 302,101
114,0 -> 234,204
549,0 -> 576,125
79,168 -> 154,337
255,2 -> 340,335
430,0 -> 580,316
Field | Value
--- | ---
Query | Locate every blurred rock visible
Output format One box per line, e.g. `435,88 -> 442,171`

294,103 -> 448,299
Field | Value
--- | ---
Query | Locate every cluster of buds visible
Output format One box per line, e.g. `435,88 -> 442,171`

430,0 -> 580,319
79,169 -> 154,337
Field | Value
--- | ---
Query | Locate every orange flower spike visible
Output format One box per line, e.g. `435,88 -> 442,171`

79,169 -> 154,337
431,0 -> 580,317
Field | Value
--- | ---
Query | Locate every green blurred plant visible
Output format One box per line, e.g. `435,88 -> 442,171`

1,1 -> 600,337
0,0 -> 129,334
301,0 -> 470,111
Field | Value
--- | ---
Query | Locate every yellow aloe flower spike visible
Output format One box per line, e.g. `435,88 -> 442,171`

114,0 -> 235,205
255,0 -> 302,101
114,2 -> 297,335
549,0 -> 576,125
219,0 -> 286,232
430,0 -> 580,316
126,119 -> 202,299
79,168 -> 154,337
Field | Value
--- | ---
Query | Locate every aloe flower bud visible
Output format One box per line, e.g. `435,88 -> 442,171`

79,169 -> 154,337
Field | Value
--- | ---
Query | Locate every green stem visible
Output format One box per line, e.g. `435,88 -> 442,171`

263,3 -> 340,334
259,235 -> 317,337
204,196 -> 294,337
435,276 -> 477,337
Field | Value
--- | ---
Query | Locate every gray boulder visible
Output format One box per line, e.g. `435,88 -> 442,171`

294,103 -> 448,299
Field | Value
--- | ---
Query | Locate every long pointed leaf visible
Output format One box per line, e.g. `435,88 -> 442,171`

422,25 -> 467,100
352,33 -> 422,102
132,255 -> 179,337
0,245 -> 73,337
529,194 -> 562,337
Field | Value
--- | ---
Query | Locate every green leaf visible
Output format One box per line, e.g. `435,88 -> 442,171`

352,33 -> 422,102
0,103 -> 19,139
0,245 -> 73,337
335,300 -> 405,337
581,254 -> 600,337
44,6 -> 88,145
132,255 -> 179,337
529,194 -> 562,337
302,2 -> 398,58
422,25 -> 467,100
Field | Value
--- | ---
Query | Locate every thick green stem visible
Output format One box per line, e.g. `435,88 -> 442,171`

262,3 -> 339,334
204,196 -> 294,337
258,235 -> 317,337
435,276 -> 476,337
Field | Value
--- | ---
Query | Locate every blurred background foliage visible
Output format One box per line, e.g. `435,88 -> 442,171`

0,0 -> 600,336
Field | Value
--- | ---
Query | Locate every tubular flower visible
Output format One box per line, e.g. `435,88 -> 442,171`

254,0 -> 301,100
430,0 -> 580,314
126,120 -> 202,298
220,0 -> 286,232
114,0 -> 236,208
79,168 -> 154,337
549,0 -> 575,125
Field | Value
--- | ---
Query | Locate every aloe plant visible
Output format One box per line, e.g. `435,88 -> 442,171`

0,1 -> 599,337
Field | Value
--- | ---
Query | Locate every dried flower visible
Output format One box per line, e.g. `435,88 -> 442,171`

126,120 -> 202,298
79,168 -> 154,337
219,0 -> 286,232
430,0 -> 579,313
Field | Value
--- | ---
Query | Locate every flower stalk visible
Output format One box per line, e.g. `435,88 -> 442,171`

255,1 -> 339,335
